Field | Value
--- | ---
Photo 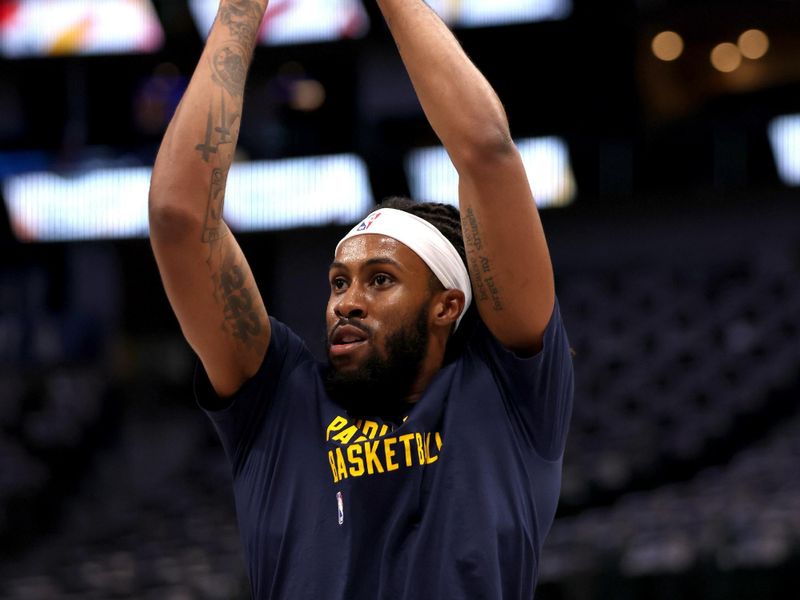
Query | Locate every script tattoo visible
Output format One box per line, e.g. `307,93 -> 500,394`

484,274 -> 503,311
218,255 -> 264,348
202,168 -> 229,244
218,0 -> 263,44
467,252 -> 488,303
464,207 -> 483,252
463,207 -> 504,311
211,44 -> 248,96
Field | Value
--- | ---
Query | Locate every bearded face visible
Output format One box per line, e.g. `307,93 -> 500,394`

324,302 -> 430,420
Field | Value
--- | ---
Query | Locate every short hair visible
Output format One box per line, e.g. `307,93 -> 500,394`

371,196 -> 478,361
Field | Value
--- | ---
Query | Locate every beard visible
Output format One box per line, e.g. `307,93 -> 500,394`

324,305 -> 430,422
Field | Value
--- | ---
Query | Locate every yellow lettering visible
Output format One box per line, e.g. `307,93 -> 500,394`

384,437 -> 399,471
362,420 -> 379,439
425,432 -> 438,464
326,416 -> 349,441
328,450 -> 339,482
398,433 -> 415,467
335,447 -> 349,480
347,444 -> 365,477
332,425 -> 360,444
379,424 -> 389,437
332,428 -> 442,481
364,441 -> 385,474
415,433 -> 426,465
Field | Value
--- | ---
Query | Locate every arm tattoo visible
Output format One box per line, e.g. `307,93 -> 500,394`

202,168 -> 229,244
195,92 -> 241,163
464,207 -> 483,251
218,0 -> 264,45
211,44 -> 248,96
469,255 -> 489,303
484,274 -> 503,311
195,106 -> 219,162
464,208 -> 504,311
216,253 -> 266,350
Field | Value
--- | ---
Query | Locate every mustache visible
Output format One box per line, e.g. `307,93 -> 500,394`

327,318 -> 372,342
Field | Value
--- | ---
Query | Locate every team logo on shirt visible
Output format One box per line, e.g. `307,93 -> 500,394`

325,415 -> 443,483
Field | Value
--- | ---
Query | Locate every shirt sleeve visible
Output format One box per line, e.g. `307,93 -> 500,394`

476,298 -> 574,461
194,317 -> 314,471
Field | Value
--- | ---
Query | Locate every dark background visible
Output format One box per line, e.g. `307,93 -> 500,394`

1,0 -> 799,598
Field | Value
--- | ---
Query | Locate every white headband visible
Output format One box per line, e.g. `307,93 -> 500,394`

336,208 -> 472,329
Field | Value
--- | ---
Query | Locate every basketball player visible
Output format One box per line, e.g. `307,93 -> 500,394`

149,0 -> 573,597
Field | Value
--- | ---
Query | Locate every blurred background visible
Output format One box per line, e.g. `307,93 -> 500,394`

0,0 -> 799,598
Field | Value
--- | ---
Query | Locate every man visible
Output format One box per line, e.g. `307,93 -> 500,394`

149,0 -> 573,598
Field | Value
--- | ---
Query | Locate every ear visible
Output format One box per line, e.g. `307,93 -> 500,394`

430,289 -> 465,329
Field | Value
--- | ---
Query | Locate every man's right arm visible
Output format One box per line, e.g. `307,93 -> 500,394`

149,0 -> 270,399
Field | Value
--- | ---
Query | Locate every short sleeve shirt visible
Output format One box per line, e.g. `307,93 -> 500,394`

197,301 -> 573,600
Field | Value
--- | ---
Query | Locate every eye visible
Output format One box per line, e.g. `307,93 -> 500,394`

372,274 -> 392,287
331,276 -> 347,291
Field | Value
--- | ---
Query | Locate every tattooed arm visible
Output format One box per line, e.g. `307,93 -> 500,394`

149,0 -> 270,398
376,0 -> 554,354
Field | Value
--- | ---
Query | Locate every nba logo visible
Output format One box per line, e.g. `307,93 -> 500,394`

356,212 -> 382,232
336,491 -> 344,525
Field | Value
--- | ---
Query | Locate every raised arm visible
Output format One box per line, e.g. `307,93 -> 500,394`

149,0 -> 270,398
376,0 -> 555,354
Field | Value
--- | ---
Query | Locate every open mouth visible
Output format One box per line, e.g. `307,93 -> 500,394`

329,323 -> 369,357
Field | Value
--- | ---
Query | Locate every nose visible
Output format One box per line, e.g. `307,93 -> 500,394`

334,283 -> 367,319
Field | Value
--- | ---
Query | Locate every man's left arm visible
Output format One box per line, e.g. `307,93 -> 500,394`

376,0 -> 554,355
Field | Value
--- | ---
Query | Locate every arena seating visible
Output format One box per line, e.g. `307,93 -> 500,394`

0,405 -> 246,599
541,407 -> 800,580
559,239 -> 800,507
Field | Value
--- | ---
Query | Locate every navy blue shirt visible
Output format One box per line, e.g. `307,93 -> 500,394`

197,302 -> 573,599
